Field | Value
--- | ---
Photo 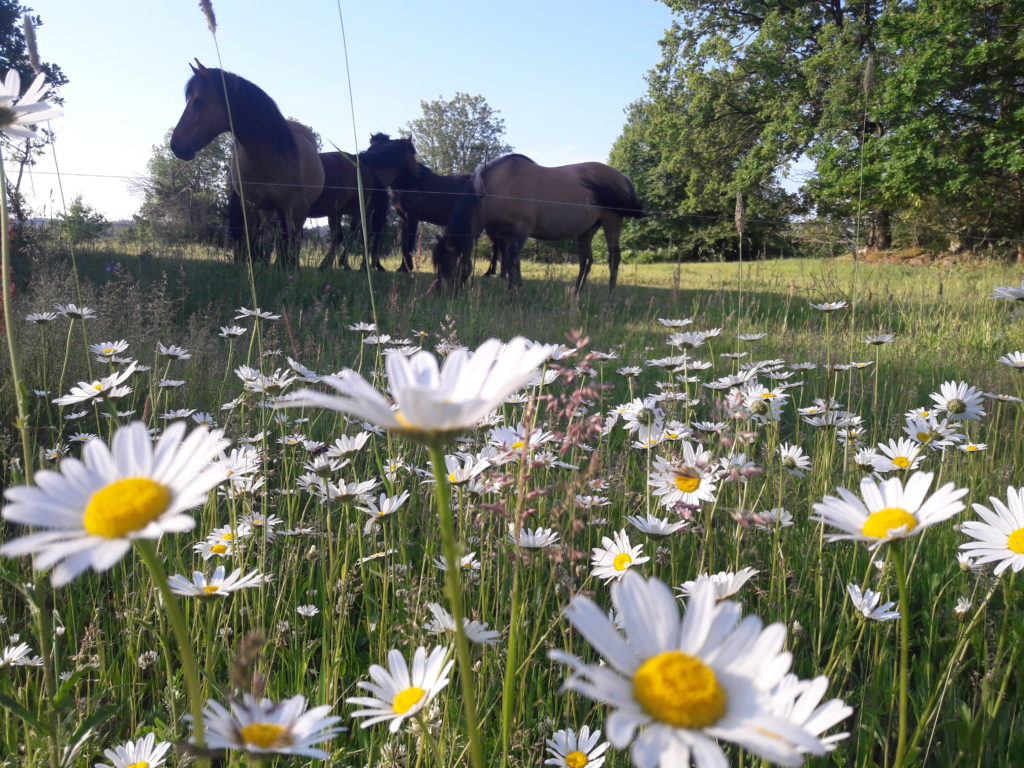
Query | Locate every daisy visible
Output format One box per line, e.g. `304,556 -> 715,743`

158,342 -> 191,360
509,523 -> 559,549
347,646 -> 454,732
657,317 -> 693,327
768,675 -> 852,751
235,306 -> 281,321
90,340 -> 129,359
52,362 -> 138,407
0,69 -> 62,140
195,694 -> 343,758
167,566 -> 264,597
358,491 -> 411,533
432,551 -> 481,572
94,733 -> 171,768
989,279 -> 1024,300
219,324 -> 248,338
284,338 -> 551,444
1,422 -> 228,586
423,603 -> 500,645
0,642 -> 42,667
591,529 -> 650,583
846,584 -> 900,621
545,725 -> 610,768
930,380 -> 986,421
676,567 -> 759,601
997,351 -> 1024,369
54,303 -> 96,320
549,573 -> 840,768
810,300 -> 848,311
959,442 -> 988,452
648,446 -> 718,508
863,333 -> 896,345
325,432 -> 372,458
443,453 -> 492,485
778,443 -> 811,477
754,508 -> 793,531
959,487 -> 1024,575
297,605 -> 320,618
626,513 -> 688,536
811,471 -> 967,550
25,311 -> 58,324
356,548 -> 398,565
871,438 -> 924,473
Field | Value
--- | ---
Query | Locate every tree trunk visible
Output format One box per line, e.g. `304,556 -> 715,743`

871,209 -> 892,250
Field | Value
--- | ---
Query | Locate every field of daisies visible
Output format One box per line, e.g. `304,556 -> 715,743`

1,247 -> 1023,768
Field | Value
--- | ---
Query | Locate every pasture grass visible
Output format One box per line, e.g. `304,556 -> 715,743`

2,244 -> 1023,767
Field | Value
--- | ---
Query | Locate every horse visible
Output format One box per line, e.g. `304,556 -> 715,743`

171,61 -> 324,268
308,135 -> 420,271
434,154 -> 645,291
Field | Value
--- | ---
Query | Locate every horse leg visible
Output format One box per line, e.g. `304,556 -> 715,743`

397,216 -> 416,273
503,235 -> 527,290
483,237 -> 498,277
574,226 -> 598,293
604,215 -> 624,292
319,213 -> 340,271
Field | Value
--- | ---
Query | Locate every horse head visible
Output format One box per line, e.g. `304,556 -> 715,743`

361,137 -> 420,186
171,61 -> 230,161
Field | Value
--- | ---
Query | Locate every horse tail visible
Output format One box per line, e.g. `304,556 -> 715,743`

583,170 -> 647,219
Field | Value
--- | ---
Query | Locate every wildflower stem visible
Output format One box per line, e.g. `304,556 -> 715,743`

134,539 -> 210,767
0,148 -> 33,485
892,541 -> 911,768
427,441 -> 483,768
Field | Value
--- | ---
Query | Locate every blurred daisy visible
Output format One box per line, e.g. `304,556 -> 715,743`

356,549 -> 398,565
550,572 -> 839,768
94,733 -> 170,768
297,605 -> 320,618
810,300 -> 847,311
676,567 -> 759,601
997,351 -> 1024,369
959,487 -> 1024,575
432,551 -> 481,572
509,524 -> 559,549
754,508 -> 793,530
195,694 -> 343,758
591,529 -> 649,582
1,422 -> 228,586
545,725 -> 610,768
25,311 -> 58,324
219,324 -> 248,338
167,566 -> 264,597
0,642 -> 42,667
863,333 -> 896,345
54,303 -> 96,320
990,279 -> 1024,300
235,306 -> 281,321
768,675 -> 852,752
347,646 -> 453,732
423,602 -> 500,645
0,69 -> 62,140
284,337 -> 551,444
959,442 -> 987,453
846,584 -> 899,621
811,471 -> 967,550
626,513 -> 688,536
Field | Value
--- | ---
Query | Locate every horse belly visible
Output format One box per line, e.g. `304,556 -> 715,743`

528,201 -> 598,241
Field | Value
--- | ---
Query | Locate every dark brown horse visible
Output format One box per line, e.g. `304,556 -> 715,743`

171,62 -> 323,268
309,137 -> 419,271
434,154 -> 644,291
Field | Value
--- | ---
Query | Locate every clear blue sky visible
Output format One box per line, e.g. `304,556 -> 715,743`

14,1 -> 677,220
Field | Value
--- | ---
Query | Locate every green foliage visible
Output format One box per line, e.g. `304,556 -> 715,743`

55,194 -> 108,243
402,92 -> 513,175
131,131 -> 232,245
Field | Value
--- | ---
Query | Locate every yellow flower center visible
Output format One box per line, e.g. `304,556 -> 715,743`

632,650 -> 727,728
674,470 -> 701,494
102,347 -> 116,355
240,722 -> 292,749
448,472 -> 458,483
392,686 -> 426,715
91,382 -> 103,391
511,440 -> 526,450
1007,527 -> 1024,554
565,750 -> 589,768
210,544 -> 228,554
220,532 -> 235,540
202,585 -> 220,594
613,552 -> 633,571
862,507 -> 918,539
892,456 -> 910,469
965,445 -> 978,451
760,392 -> 777,399
394,411 -> 413,429
82,478 -> 171,539
125,762 -> 150,768
916,431 -> 931,442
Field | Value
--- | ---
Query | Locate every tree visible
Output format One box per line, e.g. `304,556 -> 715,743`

131,132 -> 233,244
57,195 -> 108,243
402,92 -> 512,175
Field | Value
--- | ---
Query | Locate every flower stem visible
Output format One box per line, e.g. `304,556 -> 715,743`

135,539 -> 211,768
892,541 -> 911,768
427,441 -> 483,768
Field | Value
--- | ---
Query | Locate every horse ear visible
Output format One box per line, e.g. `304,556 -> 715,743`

193,59 -> 209,76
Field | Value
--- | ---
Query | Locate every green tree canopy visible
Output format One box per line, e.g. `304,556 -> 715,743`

57,194 -> 108,243
402,92 -> 513,175
131,132 -> 232,244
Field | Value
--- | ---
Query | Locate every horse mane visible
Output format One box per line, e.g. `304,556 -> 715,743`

188,68 -> 297,157
360,138 -> 416,169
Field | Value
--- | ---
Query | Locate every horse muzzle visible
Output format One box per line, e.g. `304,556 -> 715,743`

170,134 -> 197,161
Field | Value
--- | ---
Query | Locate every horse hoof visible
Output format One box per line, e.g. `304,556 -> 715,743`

397,265 -> 411,273
483,270 -> 495,278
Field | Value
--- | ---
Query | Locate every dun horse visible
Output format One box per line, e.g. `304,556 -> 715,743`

171,61 -> 324,268
434,154 -> 644,291
309,135 -> 420,272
